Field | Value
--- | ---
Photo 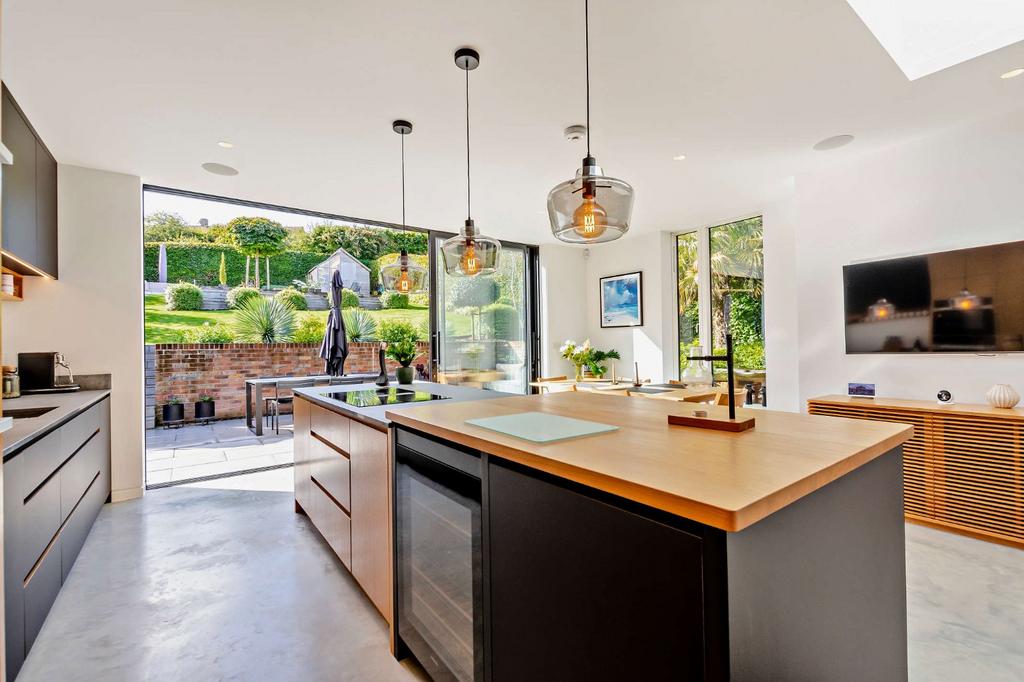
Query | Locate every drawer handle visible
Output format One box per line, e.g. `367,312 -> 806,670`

310,475 -> 350,515
23,428 -> 101,504
311,431 -> 349,459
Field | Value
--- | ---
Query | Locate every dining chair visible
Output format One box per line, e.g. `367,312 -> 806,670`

268,378 -> 316,434
536,375 -> 569,394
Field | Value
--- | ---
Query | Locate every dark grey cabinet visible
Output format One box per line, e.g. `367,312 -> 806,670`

4,397 -> 111,680
1,84 -> 57,278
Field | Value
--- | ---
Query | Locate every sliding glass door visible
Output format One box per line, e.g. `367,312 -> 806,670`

430,235 -> 538,394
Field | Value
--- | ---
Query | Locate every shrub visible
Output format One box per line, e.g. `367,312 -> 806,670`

165,282 -> 203,311
343,309 -> 377,341
182,323 -> 235,344
338,288 -> 360,309
274,287 -> 308,311
227,286 -> 261,309
385,339 -> 418,367
233,297 -> 296,343
409,292 -> 429,308
449,276 -> 498,309
377,319 -> 419,345
379,291 -> 410,309
143,243 -> 324,287
293,314 -> 327,343
481,303 -> 521,340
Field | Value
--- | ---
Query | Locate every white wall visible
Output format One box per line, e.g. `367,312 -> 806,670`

3,164 -> 144,502
795,110 -> 1024,406
538,244 -> 588,377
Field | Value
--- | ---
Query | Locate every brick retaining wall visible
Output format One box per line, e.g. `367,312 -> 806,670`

151,342 -> 429,424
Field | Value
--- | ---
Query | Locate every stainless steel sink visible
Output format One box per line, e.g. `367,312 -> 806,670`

4,406 -> 57,419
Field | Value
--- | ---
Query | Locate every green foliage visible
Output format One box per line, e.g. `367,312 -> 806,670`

726,291 -> 762,345
366,258 -> 381,295
144,212 -> 208,243
233,297 -> 296,343
409,292 -> 429,308
165,282 -> 203,311
337,288 -> 360,309
218,253 -> 227,287
227,216 -> 288,258
293,314 -> 327,343
710,342 -> 766,371
449,276 -> 499,310
182,322 -> 235,344
385,339 -> 419,367
227,286 -> 261,309
560,340 -> 621,377
343,309 -> 378,341
144,243 -> 323,287
377,319 -> 419,345
481,303 -> 521,340
379,291 -> 410,309
375,251 -> 428,271
306,223 -> 428,260
274,287 -> 308,311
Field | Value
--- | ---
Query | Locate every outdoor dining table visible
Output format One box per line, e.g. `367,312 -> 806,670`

244,376 -> 329,436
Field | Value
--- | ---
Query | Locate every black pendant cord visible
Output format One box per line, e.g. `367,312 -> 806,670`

465,66 -> 472,221
585,0 -> 591,158
400,132 -> 406,227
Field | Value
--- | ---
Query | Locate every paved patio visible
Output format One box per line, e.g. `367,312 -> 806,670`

146,415 -> 294,486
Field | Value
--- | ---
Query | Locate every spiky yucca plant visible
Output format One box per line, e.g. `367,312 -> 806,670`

233,297 -> 296,343
342,309 -> 378,342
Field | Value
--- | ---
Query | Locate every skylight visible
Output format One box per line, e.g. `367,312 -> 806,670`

846,0 -> 1024,80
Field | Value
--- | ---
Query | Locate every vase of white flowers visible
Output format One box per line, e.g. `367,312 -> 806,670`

560,339 -> 621,382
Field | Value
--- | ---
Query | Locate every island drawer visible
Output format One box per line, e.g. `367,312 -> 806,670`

311,403 -> 349,454
309,475 -> 352,569
310,435 -> 350,512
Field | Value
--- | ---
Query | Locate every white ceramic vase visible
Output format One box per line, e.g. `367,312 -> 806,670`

986,384 -> 1020,409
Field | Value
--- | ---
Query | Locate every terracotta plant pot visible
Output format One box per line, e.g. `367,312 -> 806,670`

396,366 -> 415,385
162,403 -> 184,423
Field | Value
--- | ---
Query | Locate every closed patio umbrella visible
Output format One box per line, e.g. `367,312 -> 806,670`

319,270 -> 349,376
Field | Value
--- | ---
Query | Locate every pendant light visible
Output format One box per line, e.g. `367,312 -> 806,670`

440,47 -> 501,277
548,0 -> 634,244
868,298 -> 895,320
381,120 -> 427,294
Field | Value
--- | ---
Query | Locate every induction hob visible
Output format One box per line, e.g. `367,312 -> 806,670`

326,387 -> 452,408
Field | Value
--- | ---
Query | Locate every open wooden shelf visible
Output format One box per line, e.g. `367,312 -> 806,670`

808,395 -> 1024,549
1,266 -> 24,301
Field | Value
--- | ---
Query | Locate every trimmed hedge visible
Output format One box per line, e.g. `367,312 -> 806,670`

274,287 -> 308,311
144,242 -> 324,287
165,282 -> 203,311
379,291 -> 409,309
227,286 -> 261,309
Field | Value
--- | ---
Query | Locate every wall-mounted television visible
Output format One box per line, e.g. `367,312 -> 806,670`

843,240 -> 1024,354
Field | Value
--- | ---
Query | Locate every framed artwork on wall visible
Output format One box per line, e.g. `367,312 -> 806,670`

599,271 -> 643,328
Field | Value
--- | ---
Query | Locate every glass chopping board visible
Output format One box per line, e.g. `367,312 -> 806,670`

465,411 -> 618,443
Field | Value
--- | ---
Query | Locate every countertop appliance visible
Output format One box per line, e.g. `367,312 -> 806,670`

18,352 -> 80,394
395,432 -> 483,681
327,387 -> 451,408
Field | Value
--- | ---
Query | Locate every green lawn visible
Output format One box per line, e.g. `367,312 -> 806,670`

145,294 -> 431,344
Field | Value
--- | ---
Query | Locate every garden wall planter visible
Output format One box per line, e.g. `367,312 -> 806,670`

162,403 -> 184,424
194,400 -> 216,420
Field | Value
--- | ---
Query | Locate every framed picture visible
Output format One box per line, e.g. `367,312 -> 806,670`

600,272 -> 643,328
848,382 -> 876,398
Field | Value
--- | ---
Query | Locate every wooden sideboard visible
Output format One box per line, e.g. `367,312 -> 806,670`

808,395 -> 1024,549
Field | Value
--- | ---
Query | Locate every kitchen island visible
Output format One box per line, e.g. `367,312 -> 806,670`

291,381 -> 502,623
386,390 -> 914,681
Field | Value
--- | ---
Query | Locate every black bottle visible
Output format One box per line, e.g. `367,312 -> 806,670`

375,342 -> 389,387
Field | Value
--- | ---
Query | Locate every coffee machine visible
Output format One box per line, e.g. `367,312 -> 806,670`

18,352 -> 81,393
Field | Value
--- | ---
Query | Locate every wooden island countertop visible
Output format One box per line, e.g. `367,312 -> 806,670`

386,390 -> 913,531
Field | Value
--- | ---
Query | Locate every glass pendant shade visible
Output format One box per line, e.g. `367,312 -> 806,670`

381,249 -> 426,293
441,219 -> 500,277
549,157 -> 634,244
950,288 -> 981,311
868,298 -> 896,320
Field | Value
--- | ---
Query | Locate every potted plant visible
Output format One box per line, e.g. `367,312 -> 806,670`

162,396 -> 184,424
195,394 -> 216,421
386,339 -> 419,385
560,340 -> 621,382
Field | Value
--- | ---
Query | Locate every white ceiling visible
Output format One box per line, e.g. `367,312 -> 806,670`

4,0 -> 1024,244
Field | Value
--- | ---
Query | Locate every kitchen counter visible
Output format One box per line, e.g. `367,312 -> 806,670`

386,389 -> 912,531
2,390 -> 111,459
294,380 -> 504,432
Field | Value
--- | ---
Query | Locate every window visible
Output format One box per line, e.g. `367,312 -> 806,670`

676,216 -> 766,404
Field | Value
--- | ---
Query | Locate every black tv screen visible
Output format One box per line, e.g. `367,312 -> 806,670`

843,240 -> 1024,353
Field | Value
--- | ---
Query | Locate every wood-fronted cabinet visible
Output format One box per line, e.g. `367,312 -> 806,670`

294,398 -> 391,621
4,397 -> 111,680
1,84 -> 57,278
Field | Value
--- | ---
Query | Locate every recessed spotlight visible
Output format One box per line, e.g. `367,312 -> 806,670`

202,162 -> 239,176
673,154 -> 687,161
1000,68 -> 1024,79
217,140 -> 235,148
813,134 -> 855,151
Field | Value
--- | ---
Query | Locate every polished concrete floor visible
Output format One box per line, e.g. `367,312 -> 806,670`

18,478 -> 1024,680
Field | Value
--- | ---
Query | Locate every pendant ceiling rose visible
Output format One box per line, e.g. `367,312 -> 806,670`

547,0 -> 634,245
441,46 -> 501,277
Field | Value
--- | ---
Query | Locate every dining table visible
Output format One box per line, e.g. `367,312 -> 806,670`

528,379 -> 722,403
